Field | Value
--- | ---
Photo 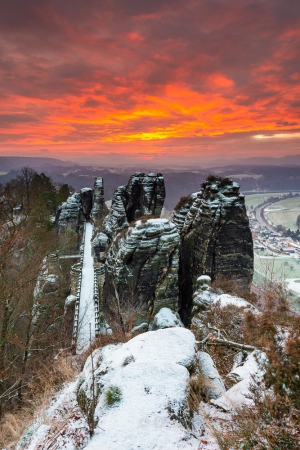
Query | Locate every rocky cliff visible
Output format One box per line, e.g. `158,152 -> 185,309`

55,177 -> 106,244
55,192 -> 84,234
92,172 -> 165,262
103,218 -> 180,330
173,175 -> 253,324
91,177 -> 108,227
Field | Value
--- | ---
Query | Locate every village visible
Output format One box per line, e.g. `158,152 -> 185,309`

248,208 -> 300,257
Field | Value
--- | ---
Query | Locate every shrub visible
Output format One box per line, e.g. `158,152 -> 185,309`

105,386 -> 122,406
123,355 -> 135,366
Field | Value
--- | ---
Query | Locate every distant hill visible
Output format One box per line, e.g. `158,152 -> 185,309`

206,154 -> 300,167
0,156 -> 79,171
1,156 -> 300,209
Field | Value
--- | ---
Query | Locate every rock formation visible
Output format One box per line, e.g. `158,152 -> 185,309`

55,177 -> 107,245
91,177 -> 107,227
55,192 -> 83,234
103,218 -> 180,330
124,172 -> 165,222
98,172 -> 165,237
80,187 -> 93,219
20,328 -> 203,450
197,351 -> 226,399
173,175 -> 253,324
92,172 -> 165,262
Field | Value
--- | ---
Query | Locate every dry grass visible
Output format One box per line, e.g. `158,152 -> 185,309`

0,353 -> 80,449
201,282 -> 300,449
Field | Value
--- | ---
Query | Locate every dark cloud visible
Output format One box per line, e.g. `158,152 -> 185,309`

0,114 -> 36,125
0,0 -> 299,158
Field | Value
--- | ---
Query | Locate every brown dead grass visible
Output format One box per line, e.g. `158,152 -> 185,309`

0,353 -> 80,449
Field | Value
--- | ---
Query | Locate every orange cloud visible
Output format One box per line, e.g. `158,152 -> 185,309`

0,0 -> 300,162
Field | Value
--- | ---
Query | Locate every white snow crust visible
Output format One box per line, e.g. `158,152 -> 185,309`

149,307 -> 184,330
214,294 -> 258,312
77,222 -> 95,353
211,350 -> 267,411
20,328 -> 202,450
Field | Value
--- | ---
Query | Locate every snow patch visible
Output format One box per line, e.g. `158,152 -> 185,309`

149,307 -> 184,330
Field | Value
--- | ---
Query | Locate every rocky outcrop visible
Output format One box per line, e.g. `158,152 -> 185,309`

172,193 -> 197,233
55,192 -> 83,234
173,175 -> 253,324
80,187 -> 93,219
124,172 -> 165,222
197,351 -> 226,400
19,328 -> 203,450
55,180 -> 107,245
102,185 -> 129,239
92,172 -> 166,263
103,218 -> 180,330
91,177 -> 107,227
149,307 -> 184,331
34,253 -> 60,298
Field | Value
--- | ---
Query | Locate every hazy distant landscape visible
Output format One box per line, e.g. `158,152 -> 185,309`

2,156 -> 300,209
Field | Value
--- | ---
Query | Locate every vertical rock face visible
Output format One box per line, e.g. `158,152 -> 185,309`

125,172 -> 165,222
80,188 -> 93,219
91,177 -> 107,226
56,180 -> 107,245
102,185 -> 129,239
55,193 -> 83,233
173,175 -> 253,323
92,172 -> 166,261
103,218 -> 180,330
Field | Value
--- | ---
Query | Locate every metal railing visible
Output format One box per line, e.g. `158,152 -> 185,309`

72,223 -> 86,346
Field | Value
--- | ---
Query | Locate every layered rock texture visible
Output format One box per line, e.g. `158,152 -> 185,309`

173,175 -> 253,323
93,172 -> 166,262
55,192 -> 84,234
55,177 -> 106,244
91,177 -> 108,227
103,218 -> 180,330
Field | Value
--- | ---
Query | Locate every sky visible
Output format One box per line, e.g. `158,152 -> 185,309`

0,0 -> 300,166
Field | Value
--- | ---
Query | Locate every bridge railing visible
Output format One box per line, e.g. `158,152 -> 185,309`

72,222 -> 86,346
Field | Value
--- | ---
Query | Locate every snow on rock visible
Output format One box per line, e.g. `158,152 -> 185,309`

103,218 -> 180,330
213,294 -> 258,313
173,175 -> 253,323
197,403 -> 229,450
193,287 -> 257,316
197,352 -> 226,400
192,275 -> 217,315
16,379 -> 90,450
210,377 -> 254,412
149,307 -> 184,330
20,328 -> 203,450
226,350 -> 267,387
211,350 -> 267,411
65,294 -> 77,307
76,222 -> 95,353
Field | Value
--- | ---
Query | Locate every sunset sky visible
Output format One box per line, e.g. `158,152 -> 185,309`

0,0 -> 300,166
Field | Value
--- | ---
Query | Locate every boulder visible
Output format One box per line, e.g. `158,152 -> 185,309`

225,350 -> 267,388
197,351 -> 226,400
20,328 -> 203,450
103,218 -> 180,330
149,307 -> 184,330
